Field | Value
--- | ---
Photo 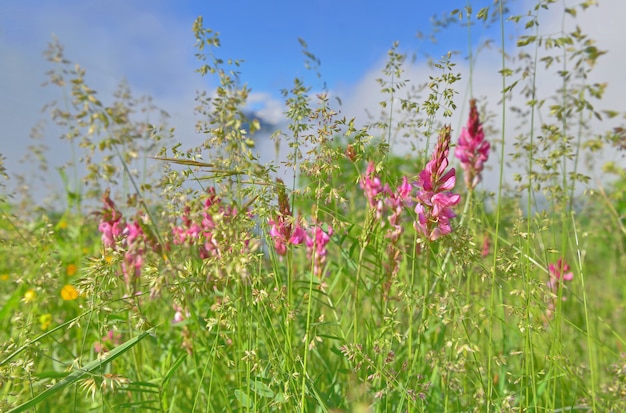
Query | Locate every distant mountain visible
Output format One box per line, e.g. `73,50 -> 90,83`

242,110 -> 280,136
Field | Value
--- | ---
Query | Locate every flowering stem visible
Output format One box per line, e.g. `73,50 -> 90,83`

572,213 -> 596,411
354,214 -> 374,344
286,249 -> 294,364
353,242 -> 366,344
459,188 -> 473,300
466,1 -> 474,99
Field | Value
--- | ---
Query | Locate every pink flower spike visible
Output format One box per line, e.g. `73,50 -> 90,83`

268,215 -> 306,256
305,224 -> 333,277
481,233 -> 490,257
360,161 -> 384,219
413,125 -> 461,242
98,190 -> 124,250
547,258 -> 574,294
455,99 -> 490,190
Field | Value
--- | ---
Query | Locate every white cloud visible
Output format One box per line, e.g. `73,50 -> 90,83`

247,92 -> 286,125
0,0 -> 206,197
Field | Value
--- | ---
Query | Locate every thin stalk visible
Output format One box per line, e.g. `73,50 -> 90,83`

552,5 -> 570,409
385,73 -> 395,163
523,4 -> 541,409
301,181 -> 322,408
571,214 -> 596,411
487,1 -> 508,410
353,240 -> 367,344
466,2 -> 474,100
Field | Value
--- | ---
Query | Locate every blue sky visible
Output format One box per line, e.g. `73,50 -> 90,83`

2,0 -> 497,97
1,0 -> 625,197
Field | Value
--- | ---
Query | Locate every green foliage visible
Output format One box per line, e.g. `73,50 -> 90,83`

1,1 -> 626,412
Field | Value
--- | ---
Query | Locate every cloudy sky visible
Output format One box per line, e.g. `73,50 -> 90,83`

1,0 -> 624,199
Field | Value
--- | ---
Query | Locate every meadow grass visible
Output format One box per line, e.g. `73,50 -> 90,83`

1,1 -> 626,412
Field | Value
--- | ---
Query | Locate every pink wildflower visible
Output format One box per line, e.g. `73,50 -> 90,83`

268,179 -> 306,256
94,330 -> 122,354
414,125 -> 461,241
385,176 -> 413,243
171,188 -> 230,259
455,99 -> 490,190
269,217 -> 306,256
172,304 -> 190,324
360,161 -> 384,220
544,257 -> 574,322
97,191 -> 147,288
305,224 -> 333,277
98,190 -> 124,250
547,258 -> 574,294
380,177 -> 414,291
481,233 -> 490,258
121,220 -> 145,283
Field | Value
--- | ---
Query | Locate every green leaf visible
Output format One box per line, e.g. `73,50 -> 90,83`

162,353 -> 187,387
0,284 -> 23,324
250,380 -> 273,398
234,389 -> 254,408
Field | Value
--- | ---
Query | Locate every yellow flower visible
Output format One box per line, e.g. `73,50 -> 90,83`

39,313 -> 52,330
61,284 -> 79,301
58,220 -> 68,229
66,264 -> 77,277
22,289 -> 36,303
104,255 -> 113,264
0,274 -> 9,281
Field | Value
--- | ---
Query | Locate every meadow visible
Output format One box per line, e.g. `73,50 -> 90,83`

2,1 -> 626,412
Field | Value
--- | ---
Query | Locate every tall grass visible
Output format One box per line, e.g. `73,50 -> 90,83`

1,1 -> 626,412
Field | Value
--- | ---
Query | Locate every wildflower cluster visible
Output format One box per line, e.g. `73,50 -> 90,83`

268,179 -> 306,256
357,126 -> 460,290
455,99 -> 490,190
360,127 -> 461,245
267,180 -> 333,277
171,187 -> 242,260
383,176 -> 413,278
98,190 -> 150,289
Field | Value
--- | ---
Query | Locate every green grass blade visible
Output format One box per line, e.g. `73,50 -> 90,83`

6,328 -> 154,413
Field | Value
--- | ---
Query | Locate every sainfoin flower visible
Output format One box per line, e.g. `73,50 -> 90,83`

385,176 -> 413,242
98,191 -> 147,287
381,177 -> 413,285
544,257 -> 574,322
305,224 -> 333,277
172,189 -> 221,260
172,304 -> 190,324
547,258 -> 574,294
269,217 -> 306,256
98,189 -> 124,249
94,330 -> 122,354
455,99 -> 490,190
414,125 -> 461,241
360,161 -> 384,220
268,179 -> 306,256
121,220 -> 145,282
